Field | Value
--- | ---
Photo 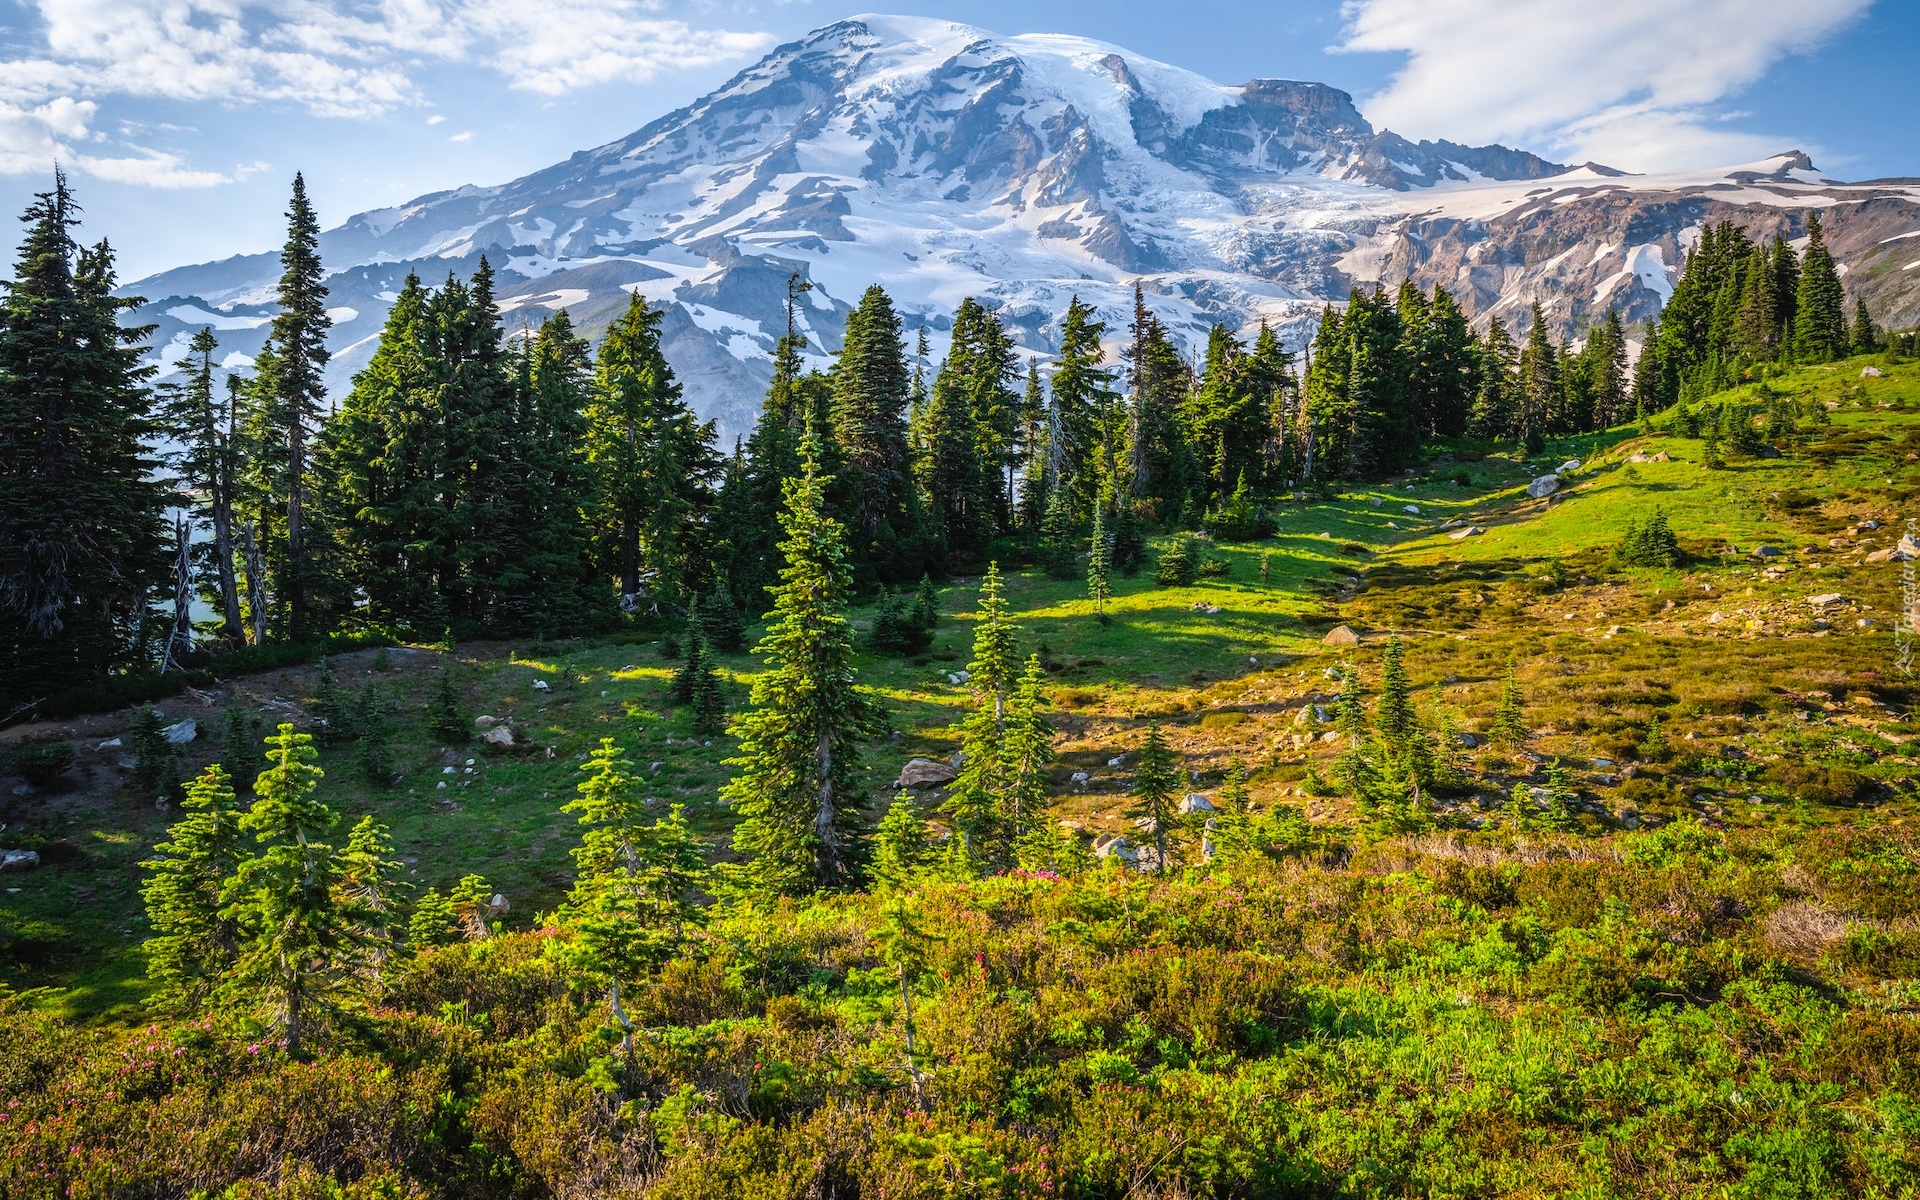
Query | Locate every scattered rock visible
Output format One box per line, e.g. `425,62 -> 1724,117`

95,738 -> 121,751
474,715 -> 498,729
0,849 -> 40,872
1402,504 -> 1420,515
1179,793 -> 1216,814
1368,498 -> 1382,508
1108,756 -> 1125,768
161,719 -> 197,745
1456,732 -> 1478,749
1751,545 -> 1784,558
1448,525 -> 1484,540
1808,593 -> 1845,608
1318,730 -> 1340,744
1526,475 -> 1561,499
1322,625 -> 1361,646
482,724 -> 517,748
1651,451 -> 1671,462
1757,445 -> 1781,459
1557,459 -> 1581,473
1070,771 -> 1090,786
1093,834 -> 1136,861
895,758 -> 957,789
532,680 -> 551,692
1862,366 -> 1884,378
1439,518 -> 1462,529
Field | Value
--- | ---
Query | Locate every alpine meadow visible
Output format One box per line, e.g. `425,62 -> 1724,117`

4,13 -> 1920,1200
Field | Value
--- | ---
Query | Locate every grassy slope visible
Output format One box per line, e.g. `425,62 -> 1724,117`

1,358 -> 1916,1022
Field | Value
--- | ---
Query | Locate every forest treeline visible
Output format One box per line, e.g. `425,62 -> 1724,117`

1,175 -> 1907,710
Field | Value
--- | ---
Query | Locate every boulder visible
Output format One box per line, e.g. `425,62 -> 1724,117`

1448,525 -> 1484,540
1807,593 -> 1845,608
1107,756 -> 1125,768
1526,475 -> 1561,499
895,758 -> 958,789
1865,546 -> 1913,564
1456,732 -> 1478,749
1318,730 -> 1340,743
161,718 -> 197,745
1367,498 -> 1382,508
1752,545 -> 1784,558
1557,459 -> 1581,473
1179,793 -> 1216,814
1070,771 -> 1090,786
1402,504 -> 1420,515
1322,624 -> 1361,646
1651,451 -> 1671,462
1093,835 -> 1137,861
0,849 -> 40,872
474,715 -> 498,729
532,679 -> 551,692
1757,445 -> 1781,459
95,738 -> 121,751
1862,366 -> 1884,378
482,724 -> 517,748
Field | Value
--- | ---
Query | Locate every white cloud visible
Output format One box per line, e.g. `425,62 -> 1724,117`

448,130 -> 472,142
1337,0 -> 1874,171
0,0 -> 775,185
426,114 -> 447,126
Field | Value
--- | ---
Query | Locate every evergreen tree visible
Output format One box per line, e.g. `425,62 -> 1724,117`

130,703 -> 173,802
1793,212 -> 1847,363
1037,475 -> 1078,579
1001,654 -> 1056,850
1851,298 -> 1879,354
1375,634 -> 1415,749
911,573 -> 941,640
831,285 -> 921,582
431,665 -> 466,744
719,449 -> 880,894
407,887 -> 461,950
335,816 -> 403,978
942,564 -> 1020,863
156,326 -> 245,640
222,704 -> 263,795
227,724 -> 341,1054
586,293 -> 717,608
694,585 -> 748,654
1016,361 -> 1051,545
1469,316 -> 1519,440
264,175 -> 332,640
1110,501 -> 1145,577
0,172 -> 167,703
1129,722 -> 1181,874
1491,655 -> 1528,746
871,795 -> 930,892
562,738 -> 709,1048
310,654 -> 350,745
1587,310 -> 1630,428
353,681 -> 393,786
1154,534 -> 1197,588
1124,285 -> 1195,511
140,764 -> 246,1012
1051,297 -> 1121,513
1087,505 -> 1112,622
1516,302 -> 1559,453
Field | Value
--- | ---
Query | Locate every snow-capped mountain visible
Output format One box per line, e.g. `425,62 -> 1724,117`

128,15 -> 1920,440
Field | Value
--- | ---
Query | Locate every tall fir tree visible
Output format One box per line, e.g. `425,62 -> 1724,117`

1793,212 -> 1847,364
941,564 -> 1021,864
831,284 -> 922,583
1001,654 -> 1056,853
0,173 -> 167,703
265,174 -> 332,641
585,293 -> 717,608
719,445 -> 880,894
1088,504 -> 1112,621
1051,296 -> 1121,515
156,326 -> 245,640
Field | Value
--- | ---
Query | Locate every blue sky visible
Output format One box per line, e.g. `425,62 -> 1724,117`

0,0 -> 1911,282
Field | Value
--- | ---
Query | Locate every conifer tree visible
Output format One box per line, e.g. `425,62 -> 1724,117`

157,326 -> 245,640
227,724 -> 341,1054
130,703 -> 174,802
1038,476 -> 1078,579
831,284 -> 920,581
1111,502 -> 1145,577
1129,722 -> 1181,874
1516,302 -> 1558,453
1469,316 -> 1519,440
586,293 -> 716,607
407,887 -> 461,950
1332,662 -> 1373,794
912,573 -> 940,640
0,172 -> 167,703
1051,297 -> 1121,513
432,665 -> 466,745
1793,212 -> 1847,363
942,565 -> 1020,863
1088,504 -> 1112,622
562,738 -> 709,1046
1154,533 -> 1197,588
335,816 -> 403,977
1851,298 -> 1879,354
141,764 -> 246,1012
448,874 -> 497,941
1375,634 -> 1415,749
872,794 -> 930,893
1491,655 -> 1529,746
223,704 -> 263,794
264,174 -> 332,640
353,681 -> 393,786
720,448 -> 879,894
1001,654 -> 1056,850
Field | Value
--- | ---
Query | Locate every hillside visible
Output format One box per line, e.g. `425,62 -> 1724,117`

122,16 -> 1920,441
1,356 -> 1916,1196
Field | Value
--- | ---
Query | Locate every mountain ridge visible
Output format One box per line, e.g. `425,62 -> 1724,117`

126,15 -> 1920,440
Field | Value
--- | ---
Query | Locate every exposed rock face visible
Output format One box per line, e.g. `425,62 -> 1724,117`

125,18 -> 1920,443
